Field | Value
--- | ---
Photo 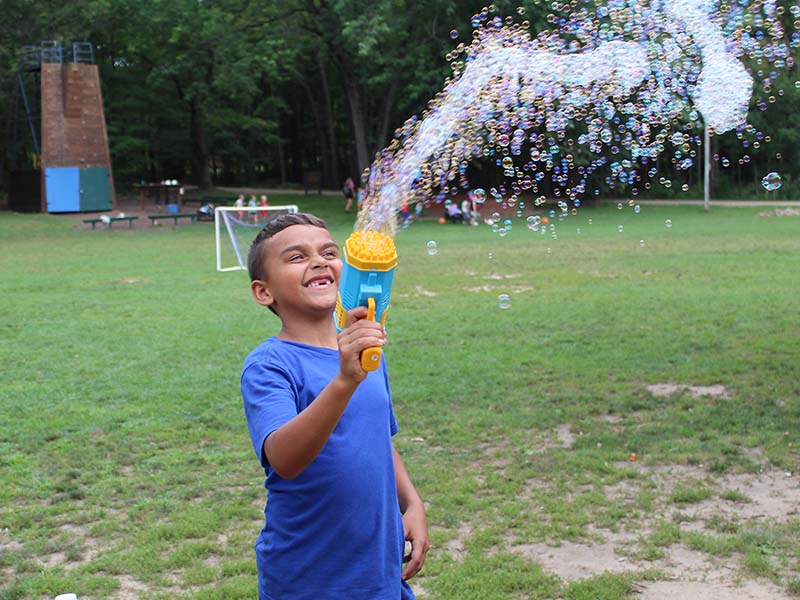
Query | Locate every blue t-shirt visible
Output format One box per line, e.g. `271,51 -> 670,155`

242,337 -> 416,600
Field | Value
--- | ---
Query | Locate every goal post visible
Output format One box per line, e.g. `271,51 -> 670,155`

215,205 -> 299,272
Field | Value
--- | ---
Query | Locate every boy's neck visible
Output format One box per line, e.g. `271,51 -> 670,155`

277,314 -> 339,349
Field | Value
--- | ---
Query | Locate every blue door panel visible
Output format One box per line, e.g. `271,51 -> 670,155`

45,168 -> 80,213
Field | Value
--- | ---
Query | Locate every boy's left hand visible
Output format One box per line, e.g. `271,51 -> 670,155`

401,502 -> 430,580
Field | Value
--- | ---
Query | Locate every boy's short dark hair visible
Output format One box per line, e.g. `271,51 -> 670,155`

247,212 -> 328,282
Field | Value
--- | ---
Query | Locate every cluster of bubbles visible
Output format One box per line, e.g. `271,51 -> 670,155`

354,0 -> 797,239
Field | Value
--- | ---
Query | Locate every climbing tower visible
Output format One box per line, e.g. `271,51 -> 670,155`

8,41 -> 115,213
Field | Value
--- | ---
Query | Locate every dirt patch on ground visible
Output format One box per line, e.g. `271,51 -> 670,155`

440,461 -> 798,597
54,195 -> 211,232
511,537 -> 635,580
413,285 -> 438,297
463,284 -> 535,294
759,208 -> 800,217
555,424 -> 576,449
645,382 -> 731,399
117,574 -> 150,599
636,580 -> 794,600
438,523 -> 473,564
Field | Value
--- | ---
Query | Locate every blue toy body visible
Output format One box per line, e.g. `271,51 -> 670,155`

336,262 -> 394,331
334,231 -> 398,371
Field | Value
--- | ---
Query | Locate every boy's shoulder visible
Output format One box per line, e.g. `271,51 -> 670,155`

243,337 -> 339,375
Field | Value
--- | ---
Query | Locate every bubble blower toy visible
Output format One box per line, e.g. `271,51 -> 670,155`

334,230 -> 397,372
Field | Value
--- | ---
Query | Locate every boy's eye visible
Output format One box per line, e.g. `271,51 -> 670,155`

289,254 -> 304,262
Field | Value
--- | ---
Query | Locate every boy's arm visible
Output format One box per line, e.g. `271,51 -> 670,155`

393,446 -> 430,581
264,308 -> 384,479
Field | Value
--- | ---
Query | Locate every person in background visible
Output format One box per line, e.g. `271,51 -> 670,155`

260,195 -> 270,219
461,197 -> 473,226
235,194 -> 246,220
446,201 -> 462,224
399,198 -> 410,227
249,194 -> 259,224
343,177 -> 356,213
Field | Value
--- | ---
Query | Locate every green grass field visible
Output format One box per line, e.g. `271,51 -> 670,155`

1,198 -> 798,599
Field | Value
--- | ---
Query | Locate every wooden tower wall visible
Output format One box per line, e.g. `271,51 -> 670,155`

40,62 -> 116,212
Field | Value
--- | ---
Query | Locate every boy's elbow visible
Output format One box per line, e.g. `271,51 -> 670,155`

271,462 -> 303,480
263,439 -> 304,480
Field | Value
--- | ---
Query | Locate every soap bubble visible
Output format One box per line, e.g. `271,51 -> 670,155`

761,172 -> 782,191
352,0 -> 793,237
665,219 -> 673,228
426,241 -> 438,255
498,294 -> 511,309
472,188 -> 486,204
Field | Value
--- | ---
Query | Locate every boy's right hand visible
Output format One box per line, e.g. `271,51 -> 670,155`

337,306 -> 386,383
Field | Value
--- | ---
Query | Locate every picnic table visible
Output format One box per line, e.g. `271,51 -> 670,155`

181,196 -> 236,206
134,182 -> 182,208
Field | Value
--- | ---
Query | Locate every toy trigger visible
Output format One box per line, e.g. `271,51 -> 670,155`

361,297 -> 382,372
380,305 -> 389,327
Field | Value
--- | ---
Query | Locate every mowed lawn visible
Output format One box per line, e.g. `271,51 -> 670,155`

1,198 -> 798,599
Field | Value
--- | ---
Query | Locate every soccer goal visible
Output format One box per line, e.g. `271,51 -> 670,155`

215,205 -> 299,272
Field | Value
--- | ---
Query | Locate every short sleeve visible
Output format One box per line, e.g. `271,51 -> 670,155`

242,360 -> 298,469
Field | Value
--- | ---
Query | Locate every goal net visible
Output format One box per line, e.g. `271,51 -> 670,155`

215,205 -> 299,272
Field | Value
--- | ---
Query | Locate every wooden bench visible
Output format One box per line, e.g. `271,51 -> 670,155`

148,213 -> 198,226
83,216 -> 139,230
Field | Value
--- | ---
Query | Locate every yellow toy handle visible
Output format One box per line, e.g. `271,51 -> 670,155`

360,297 -> 382,372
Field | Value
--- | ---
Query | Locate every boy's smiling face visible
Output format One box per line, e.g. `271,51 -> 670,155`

251,224 -> 342,318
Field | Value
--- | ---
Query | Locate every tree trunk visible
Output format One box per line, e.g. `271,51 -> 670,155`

377,76 -> 399,153
317,51 -> 339,188
189,94 -> 212,188
277,116 -> 287,185
299,78 -> 328,185
339,57 -> 370,179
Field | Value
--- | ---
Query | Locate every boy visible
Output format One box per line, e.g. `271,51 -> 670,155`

242,213 -> 429,600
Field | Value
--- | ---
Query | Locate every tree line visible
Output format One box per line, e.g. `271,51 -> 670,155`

1,0 -> 797,197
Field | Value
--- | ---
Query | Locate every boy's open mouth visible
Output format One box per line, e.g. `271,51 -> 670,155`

304,275 -> 334,288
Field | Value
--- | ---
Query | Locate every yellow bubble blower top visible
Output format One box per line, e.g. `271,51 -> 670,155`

335,230 -> 398,371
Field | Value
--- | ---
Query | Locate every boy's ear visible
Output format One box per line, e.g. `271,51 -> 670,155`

251,279 -> 275,310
